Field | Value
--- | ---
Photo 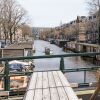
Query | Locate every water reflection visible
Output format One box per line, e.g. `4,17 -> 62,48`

33,40 -> 97,83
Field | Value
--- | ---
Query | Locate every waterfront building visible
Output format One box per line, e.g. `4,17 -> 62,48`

53,14 -> 99,44
86,14 -> 98,44
54,16 -> 87,42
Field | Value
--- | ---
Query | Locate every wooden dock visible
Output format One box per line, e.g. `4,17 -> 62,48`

24,71 -> 79,100
5,42 -> 33,49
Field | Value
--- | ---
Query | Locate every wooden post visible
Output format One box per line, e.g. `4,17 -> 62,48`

84,71 -> 86,83
4,61 -> 10,91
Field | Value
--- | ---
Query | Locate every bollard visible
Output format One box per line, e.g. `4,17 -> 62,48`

84,71 -> 86,83
60,57 -> 65,72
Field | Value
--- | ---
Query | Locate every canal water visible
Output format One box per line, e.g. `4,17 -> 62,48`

33,40 -> 98,83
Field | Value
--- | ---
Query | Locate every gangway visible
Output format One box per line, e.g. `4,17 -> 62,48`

24,71 -> 80,100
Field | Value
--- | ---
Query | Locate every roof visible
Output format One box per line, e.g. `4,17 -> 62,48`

4,42 -> 33,49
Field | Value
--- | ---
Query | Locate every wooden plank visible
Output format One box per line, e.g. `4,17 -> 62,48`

52,71 -> 62,87
34,89 -> 42,100
76,89 -> 95,95
48,72 -> 56,88
28,72 -> 37,90
50,88 -> 59,100
43,89 -> 50,100
36,72 -> 42,89
24,90 -> 34,100
43,72 -> 49,89
24,71 -> 79,100
3,49 -> 24,57
57,87 -> 68,100
64,87 -> 79,100
57,71 -> 70,87
0,91 -> 9,96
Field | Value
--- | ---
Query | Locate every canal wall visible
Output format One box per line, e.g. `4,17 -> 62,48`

47,39 -> 100,60
65,42 -> 100,60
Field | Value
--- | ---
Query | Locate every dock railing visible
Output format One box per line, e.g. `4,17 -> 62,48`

0,52 -> 100,92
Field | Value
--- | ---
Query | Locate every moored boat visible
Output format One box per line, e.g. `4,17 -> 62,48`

45,47 -> 53,55
9,60 -> 35,72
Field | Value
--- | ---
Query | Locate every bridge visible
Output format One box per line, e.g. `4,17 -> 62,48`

24,71 -> 79,100
0,52 -> 100,99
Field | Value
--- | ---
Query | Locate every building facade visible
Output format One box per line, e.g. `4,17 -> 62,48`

53,14 -> 99,44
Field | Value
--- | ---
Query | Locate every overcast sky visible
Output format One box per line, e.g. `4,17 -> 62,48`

17,0 -> 88,27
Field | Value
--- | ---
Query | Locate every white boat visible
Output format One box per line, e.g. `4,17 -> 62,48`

9,60 -> 35,72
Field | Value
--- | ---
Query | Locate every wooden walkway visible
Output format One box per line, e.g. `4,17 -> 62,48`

24,71 -> 79,100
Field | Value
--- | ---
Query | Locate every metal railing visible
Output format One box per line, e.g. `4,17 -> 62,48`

0,52 -> 100,92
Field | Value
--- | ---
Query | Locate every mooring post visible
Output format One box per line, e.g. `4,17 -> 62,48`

84,70 -> 86,83
60,57 -> 65,72
4,61 -> 10,91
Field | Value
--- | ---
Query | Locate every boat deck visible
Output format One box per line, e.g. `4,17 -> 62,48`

24,71 -> 79,100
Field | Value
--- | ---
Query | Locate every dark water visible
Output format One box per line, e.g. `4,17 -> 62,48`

33,40 -> 98,83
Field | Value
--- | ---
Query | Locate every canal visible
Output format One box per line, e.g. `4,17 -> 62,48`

33,40 -> 97,83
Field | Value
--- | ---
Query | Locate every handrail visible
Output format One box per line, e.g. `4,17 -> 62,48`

0,52 -> 100,92
0,52 -> 100,61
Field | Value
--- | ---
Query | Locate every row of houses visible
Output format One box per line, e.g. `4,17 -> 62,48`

53,14 -> 99,44
0,24 -> 33,48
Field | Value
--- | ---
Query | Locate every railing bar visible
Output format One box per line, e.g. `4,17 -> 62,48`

0,66 -> 100,77
0,52 -> 100,61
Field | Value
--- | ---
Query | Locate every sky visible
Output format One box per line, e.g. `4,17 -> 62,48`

17,0 -> 88,27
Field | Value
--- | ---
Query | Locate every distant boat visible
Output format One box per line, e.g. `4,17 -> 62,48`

0,76 -> 28,92
45,47 -> 53,55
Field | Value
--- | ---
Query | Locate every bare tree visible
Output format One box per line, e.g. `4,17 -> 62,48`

0,0 -> 27,44
21,24 -> 32,39
87,0 -> 100,44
